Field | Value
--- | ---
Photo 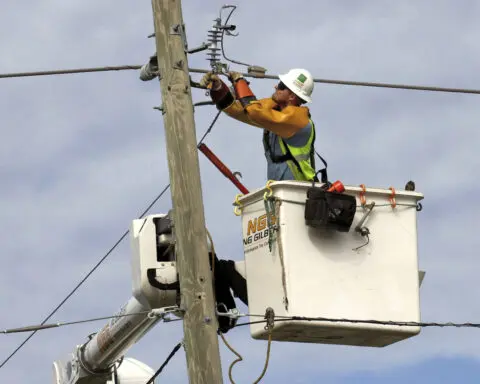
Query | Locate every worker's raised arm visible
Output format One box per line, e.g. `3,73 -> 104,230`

200,72 -> 261,127
199,72 -> 311,136
232,75 -> 311,138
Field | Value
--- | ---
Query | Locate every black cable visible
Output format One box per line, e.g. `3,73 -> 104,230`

198,109 -> 222,145
0,65 -> 141,79
2,65 -> 480,95
1,311 -> 153,334
188,68 -> 480,95
146,341 -> 183,384
220,6 -> 252,68
232,315 -> 480,329
285,316 -> 480,329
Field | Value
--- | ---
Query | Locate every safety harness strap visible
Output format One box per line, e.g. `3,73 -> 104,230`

263,122 -> 327,182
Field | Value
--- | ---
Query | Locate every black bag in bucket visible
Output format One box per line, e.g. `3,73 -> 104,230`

304,187 -> 357,232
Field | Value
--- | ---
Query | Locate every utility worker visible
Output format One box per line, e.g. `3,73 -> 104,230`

200,68 -> 317,182
200,69 -> 319,333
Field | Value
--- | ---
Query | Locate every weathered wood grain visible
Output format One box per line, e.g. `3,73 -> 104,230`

151,0 -> 224,382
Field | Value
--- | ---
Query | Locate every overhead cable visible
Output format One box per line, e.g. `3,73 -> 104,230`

0,65 -> 141,79
188,68 -> 480,95
1,311 -> 183,335
145,341 -> 184,384
232,313 -> 480,329
1,65 -> 480,95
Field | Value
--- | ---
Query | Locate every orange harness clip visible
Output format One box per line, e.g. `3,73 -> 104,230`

389,187 -> 397,209
359,184 -> 367,206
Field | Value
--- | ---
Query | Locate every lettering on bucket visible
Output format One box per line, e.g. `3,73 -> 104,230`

243,213 -> 276,250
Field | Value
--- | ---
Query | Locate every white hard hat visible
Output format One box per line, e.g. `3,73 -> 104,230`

278,68 -> 314,103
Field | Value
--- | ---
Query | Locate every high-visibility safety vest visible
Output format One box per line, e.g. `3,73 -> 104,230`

208,84 -> 320,181
262,120 -> 317,181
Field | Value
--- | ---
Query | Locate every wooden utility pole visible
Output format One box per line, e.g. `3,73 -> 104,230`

150,1 -> 224,383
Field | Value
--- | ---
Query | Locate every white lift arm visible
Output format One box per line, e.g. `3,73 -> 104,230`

53,214 -> 182,384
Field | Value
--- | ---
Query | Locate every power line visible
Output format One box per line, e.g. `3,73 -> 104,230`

146,341 -> 184,384
1,311 -> 182,334
0,65 -> 141,79
232,313 -> 480,329
198,109 -> 221,145
188,68 -> 480,95
1,65 -> 480,95
3,310 -> 477,344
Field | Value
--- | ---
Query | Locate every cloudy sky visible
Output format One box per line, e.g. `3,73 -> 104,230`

1,0 -> 480,383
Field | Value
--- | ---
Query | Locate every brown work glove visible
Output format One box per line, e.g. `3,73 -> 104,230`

228,71 -> 245,83
199,72 -> 221,89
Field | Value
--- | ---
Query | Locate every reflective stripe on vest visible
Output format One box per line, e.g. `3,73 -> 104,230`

263,120 -> 316,181
278,119 -> 316,181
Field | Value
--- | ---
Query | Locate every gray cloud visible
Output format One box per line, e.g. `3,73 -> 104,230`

1,0 -> 480,383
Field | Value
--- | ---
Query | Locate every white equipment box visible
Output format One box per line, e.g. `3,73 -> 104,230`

236,181 -> 424,347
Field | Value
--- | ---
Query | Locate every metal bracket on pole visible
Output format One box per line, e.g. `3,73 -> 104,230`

264,307 -> 275,331
187,42 -> 209,54
215,303 -> 241,320
173,60 -> 185,70
149,305 -> 184,320
170,24 -> 188,51
153,104 -> 166,114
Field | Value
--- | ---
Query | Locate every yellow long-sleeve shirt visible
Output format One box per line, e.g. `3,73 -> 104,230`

210,79 -> 316,180
222,98 -> 311,139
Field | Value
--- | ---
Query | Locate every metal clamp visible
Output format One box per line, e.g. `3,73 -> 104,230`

170,24 -> 188,51
216,303 -> 241,320
264,307 -> 275,331
247,65 -> 267,78
148,306 -> 183,321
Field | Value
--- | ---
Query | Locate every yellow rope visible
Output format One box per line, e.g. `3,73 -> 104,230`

252,330 -> 273,384
220,332 -> 243,384
220,329 -> 273,384
209,226 -> 273,383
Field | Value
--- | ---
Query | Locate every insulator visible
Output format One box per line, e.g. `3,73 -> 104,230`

206,17 -> 225,71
